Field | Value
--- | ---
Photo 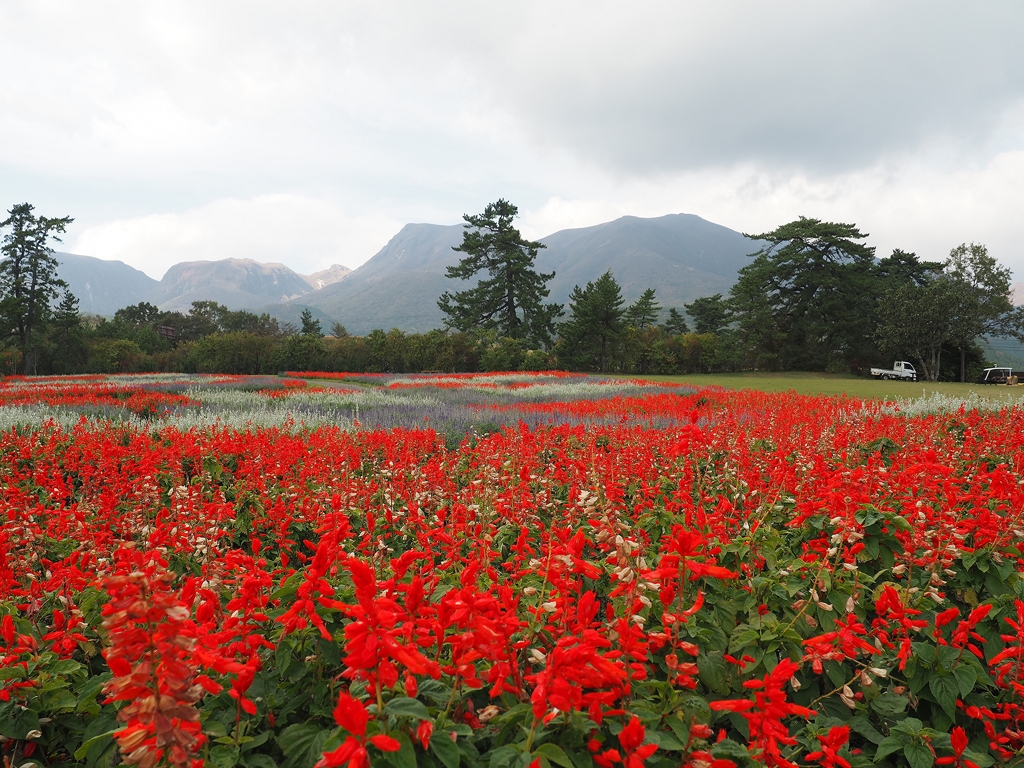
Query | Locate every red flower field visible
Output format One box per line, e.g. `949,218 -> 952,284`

0,373 -> 1021,768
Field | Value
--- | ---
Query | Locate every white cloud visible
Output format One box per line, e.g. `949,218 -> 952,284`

71,195 -> 403,279
519,148 -> 1024,275
3,1 -> 1024,285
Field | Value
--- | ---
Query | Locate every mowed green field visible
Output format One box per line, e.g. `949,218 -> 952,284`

629,371 -> 1024,402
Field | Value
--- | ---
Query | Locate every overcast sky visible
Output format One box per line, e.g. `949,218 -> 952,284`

3,1 -> 1024,280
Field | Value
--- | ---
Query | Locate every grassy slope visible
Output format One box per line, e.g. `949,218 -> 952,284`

625,371 -> 1024,402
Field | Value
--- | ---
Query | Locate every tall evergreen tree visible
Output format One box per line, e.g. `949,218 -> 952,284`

50,290 -> 88,373
624,288 -> 661,329
662,307 -> 689,335
300,308 -> 323,337
684,294 -> 730,335
559,270 -> 625,373
727,257 -> 786,369
875,249 -> 942,288
0,203 -> 74,373
438,200 -> 562,346
731,217 -> 877,370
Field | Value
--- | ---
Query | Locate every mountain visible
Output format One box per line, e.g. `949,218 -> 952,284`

537,214 -> 754,311
55,252 -> 160,316
51,212 -> 756,330
294,214 -> 756,334
151,258 -> 315,312
300,264 -> 352,290
274,223 -> 465,334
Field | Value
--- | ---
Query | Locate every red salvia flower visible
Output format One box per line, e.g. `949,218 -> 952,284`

315,690 -> 401,768
708,658 -> 814,768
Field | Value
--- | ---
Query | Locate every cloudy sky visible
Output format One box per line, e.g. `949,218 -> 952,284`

2,1 -> 1024,280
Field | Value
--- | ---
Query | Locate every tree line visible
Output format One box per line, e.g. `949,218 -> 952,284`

3,200 -> 1019,379
434,203 -> 1023,381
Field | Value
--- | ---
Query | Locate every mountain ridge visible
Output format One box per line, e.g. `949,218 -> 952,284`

56,212 -> 758,331
276,213 -> 755,334
56,254 -> 353,317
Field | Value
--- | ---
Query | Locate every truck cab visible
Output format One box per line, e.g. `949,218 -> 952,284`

871,361 -> 918,381
978,367 -> 1013,385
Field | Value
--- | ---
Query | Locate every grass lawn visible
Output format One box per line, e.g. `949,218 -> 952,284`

628,371 -> 1024,402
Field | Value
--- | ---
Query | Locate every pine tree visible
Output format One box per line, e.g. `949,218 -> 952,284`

624,288 -> 661,329
300,308 -> 323,337
51,290 -> 88,373
0,203 -> 74,373
684,294 -> 729,335
662,307 -> 689,335
559,270 -> 625,373
730,218 -> 877,370
438,200 -> 562,346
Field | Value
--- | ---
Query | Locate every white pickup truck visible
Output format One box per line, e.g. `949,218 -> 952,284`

870,361 -> 918,381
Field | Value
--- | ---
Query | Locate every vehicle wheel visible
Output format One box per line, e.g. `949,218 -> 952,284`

881,374 -> 891,380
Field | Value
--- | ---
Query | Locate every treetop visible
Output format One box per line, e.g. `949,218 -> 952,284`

744,216 -> 875,263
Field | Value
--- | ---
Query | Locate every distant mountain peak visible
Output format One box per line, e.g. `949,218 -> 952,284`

153,259 -> 314,311
300,264 -> 352,290
54,252 -> 160,316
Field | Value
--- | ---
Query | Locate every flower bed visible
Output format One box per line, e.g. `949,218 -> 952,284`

0,376 -> 1022,767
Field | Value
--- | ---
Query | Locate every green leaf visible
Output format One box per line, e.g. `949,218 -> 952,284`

50,659 -> 85,676
871,691 -> 909,716
244,755 -> 280,768
647,730 -> 686,751
664,716 -> 690,745
383,732 -> 417,768
848,715 -> 885,745
316,637 -> 342,667
488,744 -> 522,768
242,730 -> 272,751
892,717 -> 924,736
891,514 -> 913,532
0,705 -> 39,740
904,741 -> 935,768
697,652 -> 729,694
384,696 -> 431,720
210,745 -> 242,768
45,688 -> 79,710
727,629 -> 759,654
874,735 -> 907,761
207,720 -> 230,738
929,675 -> 959,719
963,747 -> 995,768
953,664 -> 977,697
76,673 -> 111,712
535,743 -> 575,768
936,645 -> 960,671
73,727 -> 124,761
824,660 -> 847,689
279,722 -> 331,768
431,732 -> 461,768
710,739 -> 750,761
